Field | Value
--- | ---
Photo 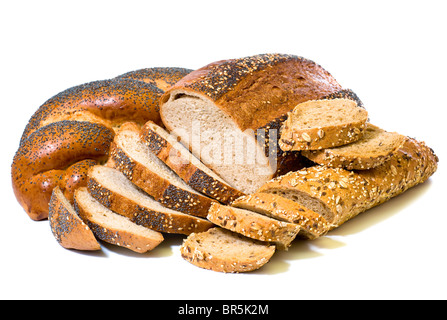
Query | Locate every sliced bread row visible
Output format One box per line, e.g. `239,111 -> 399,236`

49,186 -> 165,253
279,98 -> 406,170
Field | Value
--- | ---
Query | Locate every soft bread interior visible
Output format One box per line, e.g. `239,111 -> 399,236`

161,90 -> 275,194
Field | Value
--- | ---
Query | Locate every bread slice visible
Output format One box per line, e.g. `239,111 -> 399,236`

302,124 -> 406,170
231,193 -> 329,240
180,227 -> 276,273
160,54 -> 343,195
279,98 -> 368,151
74,187 -> 164,253
258,137 -> 438,229
140,121 -> 245,204
109,122 -> 216,218
87,165 -> 214,235
206,202 -> 300,249
48,186 -> 100,251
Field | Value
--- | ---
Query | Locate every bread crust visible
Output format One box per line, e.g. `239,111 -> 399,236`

258,137 -> 438,229
115,67 -> 192,92
49,186 -> 101,251
140,121 -> 245,204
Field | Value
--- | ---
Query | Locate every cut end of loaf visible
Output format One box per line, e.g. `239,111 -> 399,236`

279,98 -> 368,151
160,90 -> 276,194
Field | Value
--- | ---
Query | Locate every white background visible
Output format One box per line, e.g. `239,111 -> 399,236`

1,0 -> 446,300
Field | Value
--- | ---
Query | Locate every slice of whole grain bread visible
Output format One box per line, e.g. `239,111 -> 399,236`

180,227 -> 276,273
302,123 -> 406,170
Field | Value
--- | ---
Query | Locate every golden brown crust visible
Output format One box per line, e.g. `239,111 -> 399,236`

162,54 -> 342,132
115,67 -> 192,92
140,121 -> 245,204
258,136 -> 438,229
12,121 -> 113,220
48,187 -> 100,251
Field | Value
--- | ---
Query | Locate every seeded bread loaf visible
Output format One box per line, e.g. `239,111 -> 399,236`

231,193 -> 329,240
279,98 -> 368,151
74,187 -> 164,253
87,165 -> 214,235
140,120 -> 244,204
302,123 -> 406,170
109,122 -> 217,217
258,137 -> 438,229
160,54 -> 346,194
13,66 -> 189,221
207,202 -> 300,249
180,227 -> 276,273
48,186 -> 101,251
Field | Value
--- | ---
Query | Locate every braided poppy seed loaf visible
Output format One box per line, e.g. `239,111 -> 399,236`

12,67 -> 192,221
